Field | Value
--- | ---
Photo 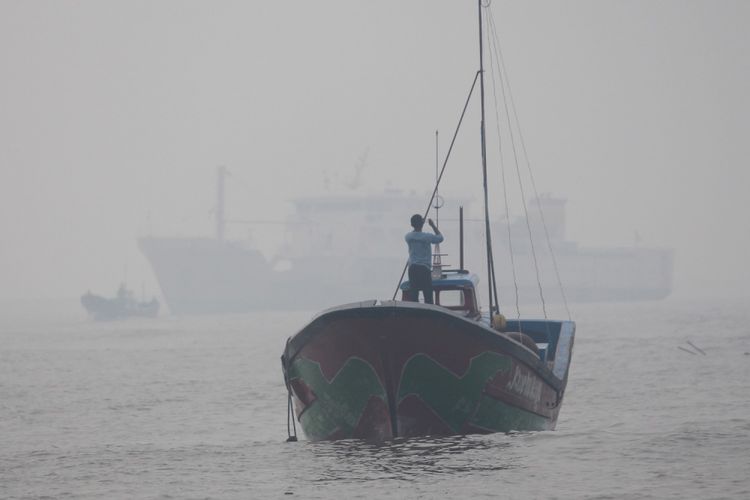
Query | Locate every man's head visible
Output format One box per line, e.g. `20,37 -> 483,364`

410,214 -> 424,230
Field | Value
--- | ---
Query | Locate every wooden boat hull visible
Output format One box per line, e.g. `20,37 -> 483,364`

282,300 -> 575,441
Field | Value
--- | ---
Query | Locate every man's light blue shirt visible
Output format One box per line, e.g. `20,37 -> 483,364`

405,231 -> 444,269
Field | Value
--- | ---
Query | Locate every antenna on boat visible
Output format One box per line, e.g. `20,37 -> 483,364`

460,206 -> 465,270
432,130 -> 444,279
216,165 -> 227,242
434,130 -> 440,228
478,0 -> 500,314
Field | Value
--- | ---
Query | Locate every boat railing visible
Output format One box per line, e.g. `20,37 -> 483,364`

503,319 -> 564,362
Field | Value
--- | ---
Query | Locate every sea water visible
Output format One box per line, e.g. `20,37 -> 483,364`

1,298 -> 749,499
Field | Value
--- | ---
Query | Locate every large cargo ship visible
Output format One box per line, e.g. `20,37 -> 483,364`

138,169 -> 431,314
138,169 -> 673,314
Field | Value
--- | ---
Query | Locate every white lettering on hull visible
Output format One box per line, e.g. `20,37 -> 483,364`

506,368 -> 543,401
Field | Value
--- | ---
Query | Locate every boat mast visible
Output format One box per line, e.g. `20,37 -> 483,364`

478,0 -> 499,314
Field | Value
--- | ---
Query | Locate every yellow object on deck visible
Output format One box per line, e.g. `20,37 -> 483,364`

491,314 -> 507,331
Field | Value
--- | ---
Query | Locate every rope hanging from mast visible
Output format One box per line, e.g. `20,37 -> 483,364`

486,10 -> 572,321
484,4 -> 573,321
485,9 -> 521,322
391,71 -> 481,300
485,9 -> 548,320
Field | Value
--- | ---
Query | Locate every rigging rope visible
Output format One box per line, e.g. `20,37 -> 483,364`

487,7 -> 572,321
479,2 -> 501,316
486,9 -> 548,320
392,72 -> 481,300
485,13 -> 521,322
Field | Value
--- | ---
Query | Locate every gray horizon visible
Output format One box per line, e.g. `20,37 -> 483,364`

1,0 -> 748,303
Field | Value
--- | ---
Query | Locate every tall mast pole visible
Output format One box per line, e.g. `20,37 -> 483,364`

478,0 -> 498,314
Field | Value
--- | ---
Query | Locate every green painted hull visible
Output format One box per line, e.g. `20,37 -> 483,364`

282,301 -> 574,441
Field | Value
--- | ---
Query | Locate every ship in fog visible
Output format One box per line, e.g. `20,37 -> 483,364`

81,283 -> 160,321
138,168 -> 673,315
138,168 -> 429,314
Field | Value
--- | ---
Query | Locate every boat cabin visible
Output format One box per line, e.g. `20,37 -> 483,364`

400,270 -> 480,317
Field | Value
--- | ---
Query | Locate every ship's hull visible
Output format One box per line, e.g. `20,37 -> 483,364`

80,293 -> 159,321
138,236 -> 276,314
281,301 -> 575,441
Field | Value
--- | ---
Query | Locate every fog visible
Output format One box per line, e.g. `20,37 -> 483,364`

1,0 -> 748,303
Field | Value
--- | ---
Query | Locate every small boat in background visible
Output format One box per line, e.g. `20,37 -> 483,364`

81,283 -> 159,321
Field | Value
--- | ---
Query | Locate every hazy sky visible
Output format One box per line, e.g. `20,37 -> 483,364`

1,0 -> 748,301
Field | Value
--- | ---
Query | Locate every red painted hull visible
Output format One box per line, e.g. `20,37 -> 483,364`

282,301 -> 575,441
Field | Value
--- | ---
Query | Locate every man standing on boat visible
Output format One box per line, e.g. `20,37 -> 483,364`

405,214 -> 443,304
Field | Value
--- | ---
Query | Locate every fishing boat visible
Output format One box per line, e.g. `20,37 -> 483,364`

81,283 -> 159,321
280,1 -> 575,441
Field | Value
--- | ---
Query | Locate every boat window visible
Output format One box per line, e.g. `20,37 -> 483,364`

437,289 -> 465,308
